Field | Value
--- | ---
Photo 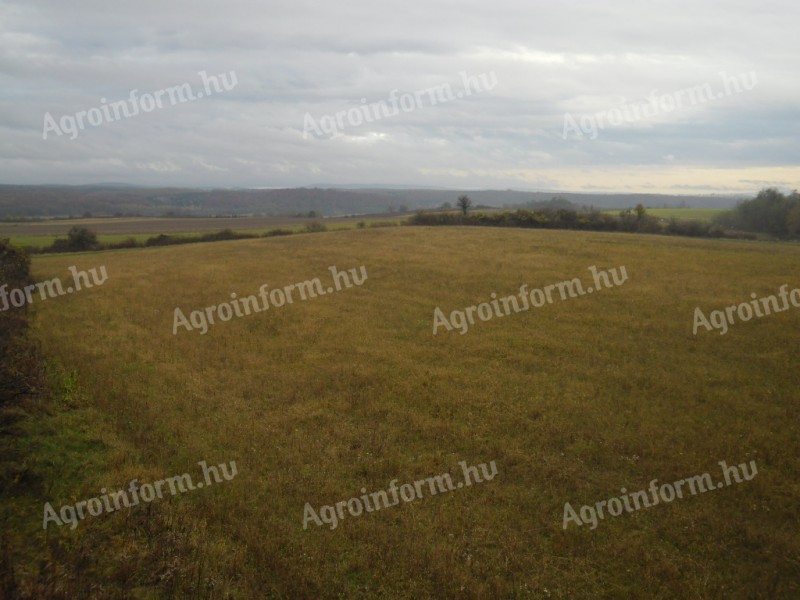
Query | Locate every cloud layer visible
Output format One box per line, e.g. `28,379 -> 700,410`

2,0 -> 798,193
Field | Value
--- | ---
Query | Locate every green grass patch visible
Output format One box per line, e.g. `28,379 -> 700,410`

1,359 -> 242,598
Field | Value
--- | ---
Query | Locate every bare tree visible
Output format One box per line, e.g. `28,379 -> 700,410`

457,195 -> 472,216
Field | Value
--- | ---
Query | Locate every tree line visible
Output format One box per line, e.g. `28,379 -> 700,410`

714,188 -> 800,237
409,202 -> 754,240
415,188 -> 800,240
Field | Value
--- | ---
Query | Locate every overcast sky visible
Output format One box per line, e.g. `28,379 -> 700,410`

1,0 -> 798,193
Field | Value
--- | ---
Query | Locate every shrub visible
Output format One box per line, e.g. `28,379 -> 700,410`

0,239 -> 38,406
368,221 -> 399,228
305,222 -> 328,233
115,237 -> 141,249
41,227 -> 100,253
145,234 -> 178,247
198,229 -> 257,242
143,230 -> 258,247
262,229 -> 294,237
101,237 -> 141,250
0,238 -> 30,283
408,211 -> 463,226
635,215 -> 663,234
45,238 -> 73,253
665,218 -> 709,237
66,226 -> 99,251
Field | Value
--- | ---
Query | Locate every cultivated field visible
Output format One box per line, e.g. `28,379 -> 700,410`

0,214 -> 406,247
6,227 -> 800,598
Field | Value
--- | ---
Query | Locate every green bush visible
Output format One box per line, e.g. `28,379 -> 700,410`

66,226 -> 99,251
41,227 -> 100,253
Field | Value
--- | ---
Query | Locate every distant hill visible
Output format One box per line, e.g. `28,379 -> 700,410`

0,184 -> 745,218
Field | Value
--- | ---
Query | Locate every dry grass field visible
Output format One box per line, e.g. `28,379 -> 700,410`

3,226 -> 800,598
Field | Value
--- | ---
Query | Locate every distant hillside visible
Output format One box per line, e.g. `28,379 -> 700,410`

0,184 -> 744,218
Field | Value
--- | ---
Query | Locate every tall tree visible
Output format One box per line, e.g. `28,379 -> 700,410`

457,195 -> 472,216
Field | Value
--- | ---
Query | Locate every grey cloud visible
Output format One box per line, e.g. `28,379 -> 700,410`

0,0 -> 798,192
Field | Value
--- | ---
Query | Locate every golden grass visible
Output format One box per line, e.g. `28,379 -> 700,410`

16,227 -> 800,598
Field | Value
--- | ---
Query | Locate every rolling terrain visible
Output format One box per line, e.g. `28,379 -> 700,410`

4,226 -> 799,598
0,184 -> 742,218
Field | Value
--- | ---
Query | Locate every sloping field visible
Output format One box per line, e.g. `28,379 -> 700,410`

12,227 -> 800,598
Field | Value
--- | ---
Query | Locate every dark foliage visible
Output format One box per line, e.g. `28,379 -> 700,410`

304,222 -> 328,233
408,208 -> 755,240
262,228 -> 295,237
0,240 -> 40,407
714,188 -> 800,237
44,227 -> 100,253
144,229 -> 258,247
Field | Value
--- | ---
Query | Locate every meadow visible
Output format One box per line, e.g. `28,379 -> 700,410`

4,226 -> 800,598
